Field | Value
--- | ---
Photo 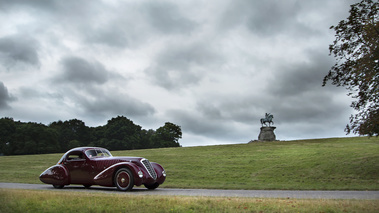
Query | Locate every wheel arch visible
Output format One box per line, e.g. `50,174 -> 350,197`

94,162 -> 142,187
112,163 -> 142,186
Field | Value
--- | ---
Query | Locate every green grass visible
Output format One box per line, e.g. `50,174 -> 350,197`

1,189 -> 378,213
0,137 -> 378,190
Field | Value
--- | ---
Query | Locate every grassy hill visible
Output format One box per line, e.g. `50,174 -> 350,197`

0,137 -> 378,190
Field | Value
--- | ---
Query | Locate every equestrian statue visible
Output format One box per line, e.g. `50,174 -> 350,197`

260,113 -> 274,126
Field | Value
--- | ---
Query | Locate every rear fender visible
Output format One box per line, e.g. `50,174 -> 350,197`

39,165 -> 69,185
94,162 -> 142,187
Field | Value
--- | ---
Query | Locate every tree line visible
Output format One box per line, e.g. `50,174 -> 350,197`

0,116 -> 182,155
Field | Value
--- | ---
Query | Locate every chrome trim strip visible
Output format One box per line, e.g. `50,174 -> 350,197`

94,162 -> 126,180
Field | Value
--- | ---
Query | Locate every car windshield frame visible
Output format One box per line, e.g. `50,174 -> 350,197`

85,148 -> 112,158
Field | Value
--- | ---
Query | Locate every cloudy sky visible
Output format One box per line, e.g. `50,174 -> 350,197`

1,0 -> 358,146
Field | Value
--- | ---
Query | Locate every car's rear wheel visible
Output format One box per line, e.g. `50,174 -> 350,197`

144,182 -> 159,190
52,184 -> 64,189
114,168 -> 134,191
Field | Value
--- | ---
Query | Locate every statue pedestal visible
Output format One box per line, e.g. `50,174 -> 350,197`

258,126 -> 276,141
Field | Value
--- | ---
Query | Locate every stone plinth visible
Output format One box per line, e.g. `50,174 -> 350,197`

258,126 -> 276,141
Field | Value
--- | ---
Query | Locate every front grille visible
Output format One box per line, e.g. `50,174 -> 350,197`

141,159 -> 157,180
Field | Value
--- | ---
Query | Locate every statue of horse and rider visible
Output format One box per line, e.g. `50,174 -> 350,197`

260,113 -> 274,126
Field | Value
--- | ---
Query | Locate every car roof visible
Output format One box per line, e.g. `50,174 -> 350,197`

66,147 -> 108,153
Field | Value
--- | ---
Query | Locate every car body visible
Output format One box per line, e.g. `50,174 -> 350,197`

39,147 -> 166,191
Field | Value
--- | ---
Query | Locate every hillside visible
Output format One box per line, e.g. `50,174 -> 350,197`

0,137 -> 378,190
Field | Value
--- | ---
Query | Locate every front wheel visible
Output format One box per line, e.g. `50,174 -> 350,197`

114,168 -> 134,191
144,183 -> 159,190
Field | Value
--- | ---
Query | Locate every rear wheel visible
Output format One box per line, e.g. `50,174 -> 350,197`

52,184 -> 64,189
114,168 -> 134,191
83,185 -> 92,189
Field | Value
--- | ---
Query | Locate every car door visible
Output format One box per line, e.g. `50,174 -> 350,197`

64,151 -> 90,184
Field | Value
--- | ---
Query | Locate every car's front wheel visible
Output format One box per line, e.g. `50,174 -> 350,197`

114,168 -> 134,191
52,184 -> 64,189
144,182 -> 159,190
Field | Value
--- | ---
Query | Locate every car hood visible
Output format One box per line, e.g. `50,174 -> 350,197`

110,156 -> 144,163
89,156 -> 145,170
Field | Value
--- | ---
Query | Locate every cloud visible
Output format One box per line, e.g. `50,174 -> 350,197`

0,34 -> 40,69
0,82 -> 15,109
56,56 -> 110,85
220,0 -> 299,34
144,1 -> 197,34
78,90 -> 156,119
145,40 -> 224,89
0,0 -> 358,146
85,26 -> 129,48
50,56 -> 155,122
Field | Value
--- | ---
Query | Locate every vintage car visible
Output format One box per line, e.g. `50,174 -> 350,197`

39,147 -> 166,191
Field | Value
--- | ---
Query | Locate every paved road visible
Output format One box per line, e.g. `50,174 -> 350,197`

1,183 -> 378,200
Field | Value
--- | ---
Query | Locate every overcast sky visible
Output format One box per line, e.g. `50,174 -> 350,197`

1,0 -> 358,146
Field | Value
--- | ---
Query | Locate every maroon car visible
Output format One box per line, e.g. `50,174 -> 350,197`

39,147 -> 166,191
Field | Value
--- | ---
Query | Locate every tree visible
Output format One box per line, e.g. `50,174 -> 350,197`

103,116 -> 142,150
49,119 -> 90,151
323,0 -> 379,136
152,122 -> 182,148
13,122 -> 59,154
0,117 -> 16,155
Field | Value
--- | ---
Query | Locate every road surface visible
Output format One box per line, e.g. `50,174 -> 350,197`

1,183 -> 378,200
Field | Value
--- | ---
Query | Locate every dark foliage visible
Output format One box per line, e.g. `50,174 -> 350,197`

323,0 -> 379,136
0,116 -> 181,155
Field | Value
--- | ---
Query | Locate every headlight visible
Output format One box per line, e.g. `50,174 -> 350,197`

138,171 -> 143,178
162,170 -> 166,177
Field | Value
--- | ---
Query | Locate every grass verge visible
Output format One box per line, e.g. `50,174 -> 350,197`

0,137 -> 378,190
1,189 -> 378,213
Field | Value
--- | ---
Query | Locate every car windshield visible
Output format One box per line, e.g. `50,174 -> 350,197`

85,148 -> 112,158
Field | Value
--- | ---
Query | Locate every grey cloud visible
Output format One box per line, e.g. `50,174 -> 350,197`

57,56 -> 111,85
167,109 -> 236,138
18,87 -> 63,101
271,91 -> 349,124
221,0 -> 324,37
144,1 -> 196,34
146,42 -> 223,89
0,0 -> 56,11
1,0 -> 117,48
245,1 -> 301,35
0,35 -> 40,68
0,0 -> 100,17
85,26 -> 129,48
269,51 -> 334,96
0,82 -> 15,109
195,99 -> 259,124
167,108 -> 256,144
55,84 -> 156,120
145,66 -> 201,89
79,93 -> 156,118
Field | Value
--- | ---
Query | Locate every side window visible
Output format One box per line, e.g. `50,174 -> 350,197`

85,150 -> 97,158
67,152 -> 85,161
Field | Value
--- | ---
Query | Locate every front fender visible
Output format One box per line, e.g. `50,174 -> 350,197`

151,162 -> 166,184
39,165 -> 69,185
94,162 -> 142,187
